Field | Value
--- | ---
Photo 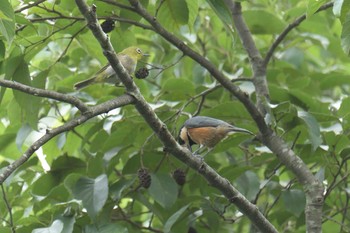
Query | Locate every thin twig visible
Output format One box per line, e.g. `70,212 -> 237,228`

263,2 -> 334,66
1,185 -> 15,233
0,79 -> 89,112
0,94 -> 134,184
14,0 -> 46,13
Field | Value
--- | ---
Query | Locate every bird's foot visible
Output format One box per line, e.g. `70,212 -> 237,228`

192,153 -> 204,161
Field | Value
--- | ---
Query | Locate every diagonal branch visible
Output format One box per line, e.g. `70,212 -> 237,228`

223,2 -> 325,233
75,1 -> 278,232
224,1 -> 269,116
0,94 -> 134,184
263,2 -> 334,67
1,185 -> 15,233
14,0 -> 46,13
0,79 -> 89,112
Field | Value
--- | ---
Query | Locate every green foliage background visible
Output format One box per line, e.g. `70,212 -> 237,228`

0,0 -> 350,232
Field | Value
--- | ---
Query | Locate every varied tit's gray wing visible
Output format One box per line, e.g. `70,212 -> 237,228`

183,116 -> 230,129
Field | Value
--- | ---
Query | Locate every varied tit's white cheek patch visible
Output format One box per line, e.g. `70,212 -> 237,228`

179,127 -> 189,145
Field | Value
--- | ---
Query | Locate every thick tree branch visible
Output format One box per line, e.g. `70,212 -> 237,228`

75,1 -> 278,232
224,2 -> 325,233
263,2 -> 334,66
0,79 -> 89,112
0,94 -> 134,184
225,1 -> 270,116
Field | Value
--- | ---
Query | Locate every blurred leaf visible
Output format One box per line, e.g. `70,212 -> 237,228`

341,13 -> 350,55
164,204 -> 190,233
51,156 -> 86,177
15,123 -> 32,151
59,216 -> 75,233
333,0 -> 344,17
12,57 -> 40,129
307,0 -> 327,17
205,0 -> 232,26
243,10 -> 286,34
334,0 -> 350,23
236,171 -> 260,201
32,173 -> 60,196
157,0 -> 189,30
282,189 -> 306,217
110,178 -> 135,201
0,133 -> 17,158
315,167 -> 325,182
0,40 -> 5,60
72,174 -> 108,219
84,223 -> 128,233
32,219 -> 64,233
148,173 -> 178,208
162,78 -> 195,100
297,111 -> 322,151
281,47 -> 305,69
0,0 -> 15,45
185,0 -> 199,30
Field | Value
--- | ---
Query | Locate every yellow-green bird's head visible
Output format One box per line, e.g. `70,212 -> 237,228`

119,46 -> 148,62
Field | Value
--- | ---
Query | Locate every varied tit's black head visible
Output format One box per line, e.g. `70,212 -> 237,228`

178,126 -> 196,151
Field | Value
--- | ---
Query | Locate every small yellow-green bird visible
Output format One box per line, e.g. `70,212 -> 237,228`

74,46 -> 148,90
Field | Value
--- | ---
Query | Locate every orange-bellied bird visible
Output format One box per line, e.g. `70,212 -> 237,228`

178,116 -> 253,157
74,46 -> 148,90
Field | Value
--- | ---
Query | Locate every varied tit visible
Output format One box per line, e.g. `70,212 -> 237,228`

74,46 -> 148,90
178,116 -> 253,156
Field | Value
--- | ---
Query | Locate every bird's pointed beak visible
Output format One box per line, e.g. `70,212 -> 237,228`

231,126 -> 254,136
143,53 -> 150,57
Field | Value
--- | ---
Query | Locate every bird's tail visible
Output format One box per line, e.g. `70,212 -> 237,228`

74,77 -> 97,90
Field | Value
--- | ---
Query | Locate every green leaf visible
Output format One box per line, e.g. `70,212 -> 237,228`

164,204 -> 190,233
148,173 -> 178,208
84,223 -> 128,233
0,40 -> 5,60
185,0 -> 199,30
72,174 -> 108,219
205,0 -> 233,26
32,173 -> 60,196
338,96 -> 350,117
0,133 -> 16,157
243,10 -> 286,34
12,57 -> 40,129
307,0 -> 327,17
297,110 -> 322,151
15,123 -> 32,151
341,13 -> 350,55
335,0 -> 350,23
282,189 -> 306,217
162,78 -> 195,100
32,219 -> 64,233
110,178 -> 135,201
0,0 -> 15,45
51,156 -> 87,176
236,171 -> 260,201
59,216 -> 75,233
157,0 -> 189,30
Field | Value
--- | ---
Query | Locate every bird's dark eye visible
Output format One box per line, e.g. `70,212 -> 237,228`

136,48 -> 142,54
